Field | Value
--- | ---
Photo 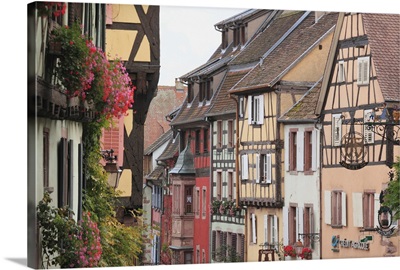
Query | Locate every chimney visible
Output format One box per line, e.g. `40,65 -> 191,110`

315,11 -> 326,23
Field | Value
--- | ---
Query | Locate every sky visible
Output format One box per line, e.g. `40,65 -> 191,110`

0,1 -> 399,270
159,5 -> 246,86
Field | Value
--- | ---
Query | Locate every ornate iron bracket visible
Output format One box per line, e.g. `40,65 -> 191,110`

298,233 -> 320,242
340,105 -> 400,145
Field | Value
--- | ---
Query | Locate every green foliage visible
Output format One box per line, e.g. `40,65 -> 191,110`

82,119 -> 146,267
383,157 -> 400,220
37,193 -> 101,268
212,244 -> 242,263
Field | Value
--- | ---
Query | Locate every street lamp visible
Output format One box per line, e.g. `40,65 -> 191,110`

101,149 -> 123,189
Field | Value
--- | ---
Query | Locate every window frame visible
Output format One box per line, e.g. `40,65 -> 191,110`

357,56 -> 370,85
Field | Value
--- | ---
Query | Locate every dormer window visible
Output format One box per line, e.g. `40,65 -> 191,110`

187,82 -> 194,104
222,28 -> 229,49
233,24 -> 247,47
199,78 -> 213,103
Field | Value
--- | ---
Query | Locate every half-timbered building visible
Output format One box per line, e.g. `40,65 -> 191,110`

228,11 -> 338,262
104,4 -> 160,212
206,10 -> 287,263
279,80 -> 323,260
28,2 -> 107,268
315,12 -> 400,259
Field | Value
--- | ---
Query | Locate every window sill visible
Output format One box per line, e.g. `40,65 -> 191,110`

44,186 -> 54,193
331,225 -> 344,229
304,170 -> 314,176
289,171 -> 298,175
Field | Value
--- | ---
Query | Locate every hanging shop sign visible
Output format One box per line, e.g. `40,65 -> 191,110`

339,131 -> 368,170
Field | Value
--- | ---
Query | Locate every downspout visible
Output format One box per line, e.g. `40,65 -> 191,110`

228,94 -> 240,208
315,118 -> 323,259
204,116 -> 213,263
228,93 -> 245,261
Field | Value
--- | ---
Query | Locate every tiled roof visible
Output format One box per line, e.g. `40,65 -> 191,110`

145,165 -> 164,181
214,9 -> 261,27
279,80 -> 322,122
229,11 -> 305,66
206,69 -> 251,116
144,129 -> 173,156
362,13 -> 400,102
157,133 -> 180,162
230,12 -> 338,93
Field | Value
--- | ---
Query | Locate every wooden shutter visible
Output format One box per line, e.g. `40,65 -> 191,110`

241,154 -> 249,180
266,154 -> 272,184
247,96 -> 253,125
58,138 -> 67,208
341,191 -> 347,226
311,130 -> 317,171
251,213 -> 257,244
240,234 -> 245,261
374,193 -> 380,228
263,215 -> 268,244
78,143 -> 83,221
352,193 -> 363,227
364,109 -> 375,144
68,140 -> 73,209
256,154 -> 260,183
332,114 -> 342,146
283,207 -> 289,245
285,131 -> 289,171
338,60 -> 345,83
232,233 -> 238,255
296,131 -> 304,171
273,215 -> 278,246
298,207 -> 304,238
239,97 -> 244,118
256,95 -> 264,125
212,231 -> 216,260
357,57 -> 370,85
324,190 -> 332,225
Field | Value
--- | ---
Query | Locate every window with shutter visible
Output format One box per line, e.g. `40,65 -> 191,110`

332,114 -> 342,146
248,95 -> 264,125
265,154 -> 272,184
357,56 -> 370,85
212,231 -> 216,260
227,120 -> 234,148
251,213 -> 257,244
283,207 -> 289,245
239,96 -> 244,118
364,109 -> 375,144
227,172 -> 233,200
304,131 -> 313,172
217,121 -> 223,149
352,192 -> 364,227
324,190 -> 332,225
363,192 -> 375,229
43,128 -> 49,188
289,131 -> 297,171
241,154 -> 249,180
216,171 -> 222,200
338,60 -> 345,83
256,154 -> 260,183
289,206 -> 297,245
296,132 -> 304,172
58,138 -> 68,208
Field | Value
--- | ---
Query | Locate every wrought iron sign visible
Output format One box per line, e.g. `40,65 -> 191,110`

298,233 -> 320,242
338,104 -> 400,170
376,172 -> 397,237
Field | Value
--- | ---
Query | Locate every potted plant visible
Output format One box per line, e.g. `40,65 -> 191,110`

283,245 -> 296,258
299,247 -> 313,260
48,22 -> 135,122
